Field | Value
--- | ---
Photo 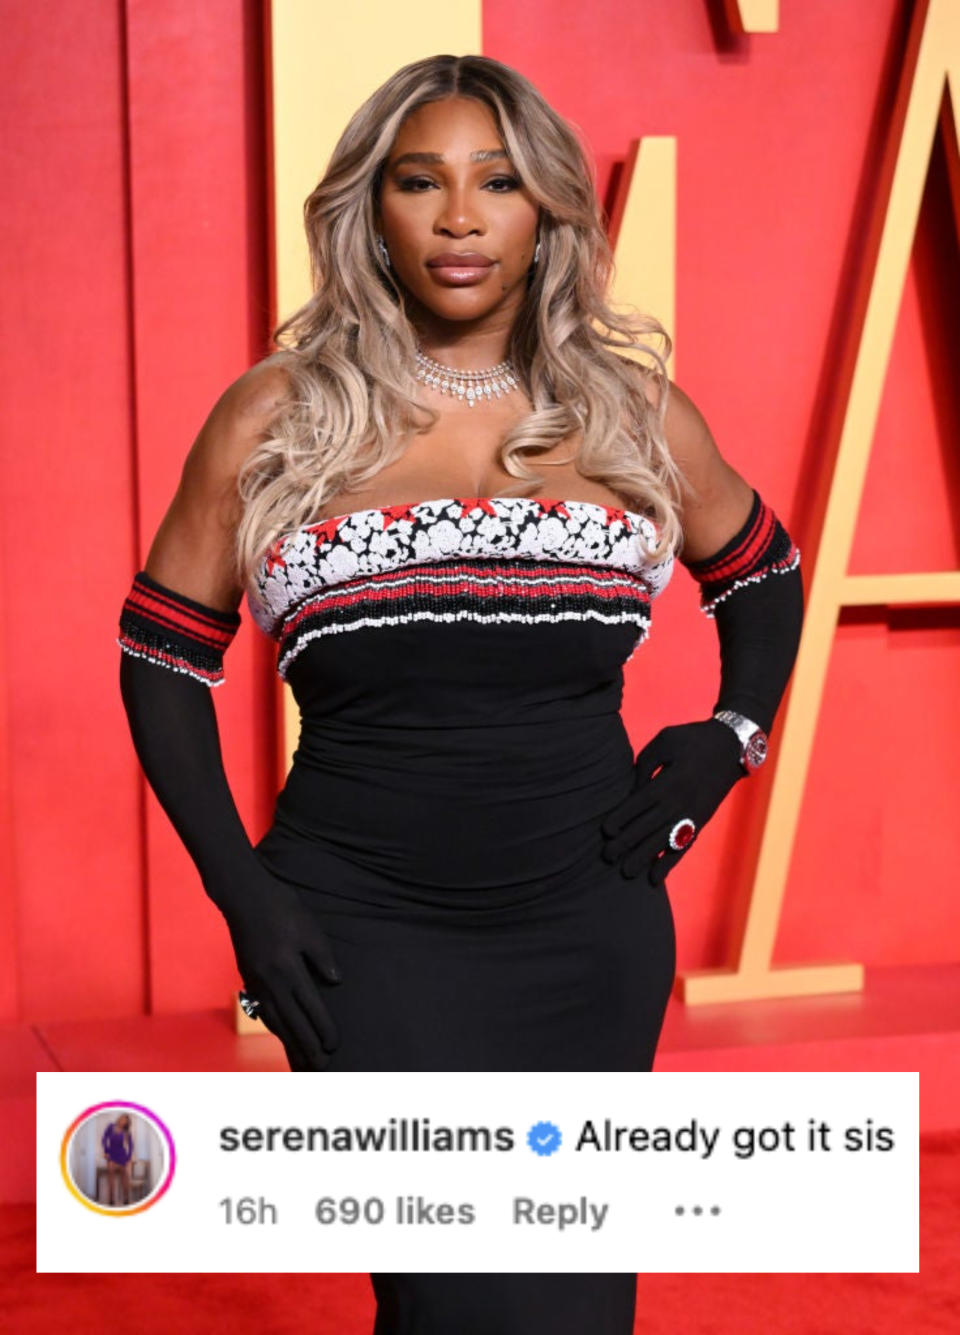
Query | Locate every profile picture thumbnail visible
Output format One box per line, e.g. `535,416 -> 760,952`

61,1102 -> 175,1215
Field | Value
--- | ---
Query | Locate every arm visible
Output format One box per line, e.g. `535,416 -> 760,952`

118,363 -> 343,1069
602,378 -> 804,884
651,380 -> 803,735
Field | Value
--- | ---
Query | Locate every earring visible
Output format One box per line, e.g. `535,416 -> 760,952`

532,237 -> 541,268
376,234 -> 392,270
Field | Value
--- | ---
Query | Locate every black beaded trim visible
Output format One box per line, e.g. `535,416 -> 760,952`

680,491 -> 801,616
117,571 -> 241,687
275,559 -> 653,678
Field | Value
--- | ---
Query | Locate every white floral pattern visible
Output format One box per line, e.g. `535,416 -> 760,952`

247,496 -> 674,639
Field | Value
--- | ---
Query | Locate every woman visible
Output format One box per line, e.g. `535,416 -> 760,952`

101,1114 -> 134,1207
117,54 -> 802,1334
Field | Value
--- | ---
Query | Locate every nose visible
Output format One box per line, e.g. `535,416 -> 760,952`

434,182 -> 484,238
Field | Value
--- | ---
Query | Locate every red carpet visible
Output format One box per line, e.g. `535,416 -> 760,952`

2,1132 -> 957,1333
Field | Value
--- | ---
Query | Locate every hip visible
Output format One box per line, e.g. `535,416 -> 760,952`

265,717 -> 637,895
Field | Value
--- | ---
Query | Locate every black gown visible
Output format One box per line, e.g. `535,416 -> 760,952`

249,495 -> 677,1334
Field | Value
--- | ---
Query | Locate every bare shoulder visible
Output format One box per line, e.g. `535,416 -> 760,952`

142,359 -> 295,610
219,357 -> 294,424
627,362 -> 717,465
619,359 -> 755,564
185,358 -> 295,482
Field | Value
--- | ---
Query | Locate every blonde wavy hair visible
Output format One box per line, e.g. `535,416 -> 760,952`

236,53 -> 688,591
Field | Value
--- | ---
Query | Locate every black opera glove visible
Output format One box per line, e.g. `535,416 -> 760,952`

218,867 -> 343,1072
601,485 -> 805,888
601,719 -> 745,886
686,486 -> 804,736
118,569 -> 343,1071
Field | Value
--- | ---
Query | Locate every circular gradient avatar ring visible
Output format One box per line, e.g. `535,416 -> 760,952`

668,817 -> 697,851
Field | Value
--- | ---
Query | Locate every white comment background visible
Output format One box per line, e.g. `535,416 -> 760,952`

37,1070 -> 918,1274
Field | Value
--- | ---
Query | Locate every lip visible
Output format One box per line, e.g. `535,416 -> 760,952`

426,252 -> 495,268
426,253 -> 496,287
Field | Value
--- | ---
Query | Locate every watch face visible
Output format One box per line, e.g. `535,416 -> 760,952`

745,733 -> 768,769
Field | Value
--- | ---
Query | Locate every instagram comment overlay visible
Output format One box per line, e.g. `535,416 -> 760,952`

37,1071 -> 917,1273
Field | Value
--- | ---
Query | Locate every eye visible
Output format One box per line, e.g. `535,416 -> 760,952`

395,174 -> 522,193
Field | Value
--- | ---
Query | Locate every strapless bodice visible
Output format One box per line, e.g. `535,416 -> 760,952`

246,495 -> 675,681
250,496 -> 676,892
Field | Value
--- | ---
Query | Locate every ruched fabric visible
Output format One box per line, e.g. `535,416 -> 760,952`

248,501 -> 678,1333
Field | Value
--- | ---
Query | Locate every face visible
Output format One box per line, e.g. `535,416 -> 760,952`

377,97 -> 540,330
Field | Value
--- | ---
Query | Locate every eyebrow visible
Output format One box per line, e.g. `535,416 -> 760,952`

389,149 -> 511,168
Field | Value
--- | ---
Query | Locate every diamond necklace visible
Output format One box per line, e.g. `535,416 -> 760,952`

414,347 -> 520,407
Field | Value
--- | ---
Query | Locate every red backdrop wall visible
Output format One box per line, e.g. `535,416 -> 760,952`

1,0 -> 956,1024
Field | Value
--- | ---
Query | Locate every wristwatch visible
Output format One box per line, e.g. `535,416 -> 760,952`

712,709 -> 768,775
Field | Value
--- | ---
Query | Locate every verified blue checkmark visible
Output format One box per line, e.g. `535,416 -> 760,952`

527,1120 -> 562,1156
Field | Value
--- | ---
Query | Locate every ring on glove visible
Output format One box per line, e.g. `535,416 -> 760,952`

238,990 -> 262,1020
668,817 -> 697,851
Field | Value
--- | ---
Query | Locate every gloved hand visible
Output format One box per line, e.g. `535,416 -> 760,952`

219,867 -> 342,1071
600,720 -> 745,886
118,642 -> 344,1072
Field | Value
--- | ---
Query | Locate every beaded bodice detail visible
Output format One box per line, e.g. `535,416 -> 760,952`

247,496 -> 675,679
